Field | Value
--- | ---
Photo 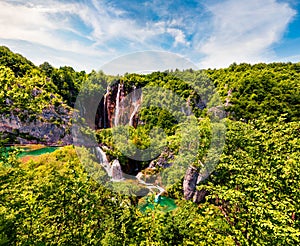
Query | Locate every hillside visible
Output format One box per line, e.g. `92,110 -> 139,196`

0,47 -> 85,145
0,47 -> 299,245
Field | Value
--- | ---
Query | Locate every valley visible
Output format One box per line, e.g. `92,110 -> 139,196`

0,46 -> 299,245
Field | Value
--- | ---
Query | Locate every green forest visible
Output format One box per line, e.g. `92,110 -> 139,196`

0,46 -> 299,245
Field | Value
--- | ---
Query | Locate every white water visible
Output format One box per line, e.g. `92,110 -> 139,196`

95,147 -> 112,177
103,87 -> 109,128
129,104 -> 139,126
136,172 -> 165,196
96,146 -> 165,195
114,83 -> 121,126
129,87 -> 141,126
95,147 -> 124,181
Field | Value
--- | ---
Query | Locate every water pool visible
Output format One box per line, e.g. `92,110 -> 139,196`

139,196 -> 177,212
18,147 -> 59,157
3,146 -> 59,158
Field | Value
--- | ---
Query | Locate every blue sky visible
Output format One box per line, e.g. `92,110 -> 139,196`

0,0 -> 300,72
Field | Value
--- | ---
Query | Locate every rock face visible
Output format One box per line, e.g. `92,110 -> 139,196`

111,159 -> 123,180
149,148 -> 174,169
183,166 -> 199,200
193,189 -> 208,203
0,106 -> 72,145
95,82 -> 142,129
183,166 -> 208,203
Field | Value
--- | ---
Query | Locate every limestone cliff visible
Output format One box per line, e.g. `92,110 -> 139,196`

183,166 -> 208,203
0,106 -> 72,145
95,82 -> 142,129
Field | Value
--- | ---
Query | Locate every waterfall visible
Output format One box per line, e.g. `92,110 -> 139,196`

95,147 -> 112,177
103,87 -> 109,128
114,83 -> 121,126
129,104 -> 139,126
95,147 -> 124,181
95,145 -> 164,193
94,146 -> 166,195
129,86 -> 140,126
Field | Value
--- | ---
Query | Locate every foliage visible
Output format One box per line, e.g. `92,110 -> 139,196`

40,63 -> 86,107
0,65 -> 64,117
198,118 -> 300,245
0,147 -> 135,245
0,146 -> 238,245
207,62 -> 300,122
0,46 -> 35,77
0,47 -> 299,245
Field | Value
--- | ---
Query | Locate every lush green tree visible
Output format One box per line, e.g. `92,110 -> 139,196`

206,62 -> 300,122
197,118 -> 300,245
0,46 -> 35,77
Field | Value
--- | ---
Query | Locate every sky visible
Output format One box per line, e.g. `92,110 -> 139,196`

0,0 -> 300,73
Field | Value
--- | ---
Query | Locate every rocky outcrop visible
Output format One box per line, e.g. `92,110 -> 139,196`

149,148 -> 174,169
193,189 -> 208,203
183,166 -> 209,203
183,166 -> 199,200
95,82 -> 142,129
0,106 -> 72,145
111,159 -> 123,180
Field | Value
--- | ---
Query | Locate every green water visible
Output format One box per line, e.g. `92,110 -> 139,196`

139,196 -> 177,212
18,147 -> 59,157
3,146 -> 59,158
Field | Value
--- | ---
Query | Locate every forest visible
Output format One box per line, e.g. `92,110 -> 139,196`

0,46 -> 299,245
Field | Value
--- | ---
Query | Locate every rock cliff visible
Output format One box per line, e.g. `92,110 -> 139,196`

0,106 -> 72,145
183,165 -> 207,203
95,82 -> 142,129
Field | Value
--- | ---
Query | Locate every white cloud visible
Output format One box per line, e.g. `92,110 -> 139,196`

0,0 -> 154,70
0,0 -> 191,70
74,1 -> 190,49
0,0 -> 296,71
167,28 -> 189,46
0,0 -> 108,56
199,0 -> 296,68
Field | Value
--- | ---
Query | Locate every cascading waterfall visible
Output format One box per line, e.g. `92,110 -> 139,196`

95,150 -> 165,194
129,104 -> 139,126
96,83 -> 165,194
103,87 -> 109,128
95,147 -> 112,177
95,147 -> 124,181
95,147 -> 165,194
114,83 -> 121,126
129,86 -> 141,126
